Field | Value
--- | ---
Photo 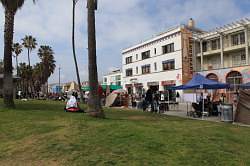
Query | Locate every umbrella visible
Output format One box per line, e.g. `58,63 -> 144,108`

239,82 -> 250,89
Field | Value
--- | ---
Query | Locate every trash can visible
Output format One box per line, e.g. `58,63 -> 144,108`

220,104 -> 233,123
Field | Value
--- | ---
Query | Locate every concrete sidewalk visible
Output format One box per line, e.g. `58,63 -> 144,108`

165,103 -> 221,122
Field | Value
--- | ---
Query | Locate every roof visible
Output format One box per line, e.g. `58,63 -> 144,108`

122,25 -> 182,54
195,17 -> 250,39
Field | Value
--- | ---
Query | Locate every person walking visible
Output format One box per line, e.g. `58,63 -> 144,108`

145,89 -> 153,112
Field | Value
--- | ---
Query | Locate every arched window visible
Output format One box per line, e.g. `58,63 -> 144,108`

206,73 -> 218,82
226,71 -> 243,85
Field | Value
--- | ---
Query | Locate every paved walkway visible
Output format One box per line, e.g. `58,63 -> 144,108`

164,103 -> 221,122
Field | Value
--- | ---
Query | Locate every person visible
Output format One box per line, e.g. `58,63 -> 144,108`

176,91 -> 180,103
66,95 -> 77,109
153,92 -> 160,113
220,93 -> 225,104
145,89 -> 153,112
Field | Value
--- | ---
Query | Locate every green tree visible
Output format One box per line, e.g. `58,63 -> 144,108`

87,0 -> 104,118
32,63 -> 43,94
1,0 -> 36,108
22,35 -> 37,67
12,42 -> 23,76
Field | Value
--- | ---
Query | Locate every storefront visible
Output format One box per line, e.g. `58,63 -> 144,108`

125,84 -> 133,94
161,80 -> 176,101
134,83 -> 143,95
147,82 -> 159,93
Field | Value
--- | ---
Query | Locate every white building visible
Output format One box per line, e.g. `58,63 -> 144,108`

193,18 -> 250,99
122,19 -> 202,98
103,69 -> 122,86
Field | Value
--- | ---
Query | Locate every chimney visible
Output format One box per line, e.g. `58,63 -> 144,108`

188,18 -> 195,28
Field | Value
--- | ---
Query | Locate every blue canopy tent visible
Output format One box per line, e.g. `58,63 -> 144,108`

170,73 -> 230,119
171,73 -> 230,90
239,82 -> 250,89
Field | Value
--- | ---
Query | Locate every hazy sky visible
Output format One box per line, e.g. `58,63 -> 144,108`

0,0 -> 250,83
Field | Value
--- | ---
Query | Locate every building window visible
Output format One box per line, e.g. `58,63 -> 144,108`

104,77 -> 107,83
125,56 -> 132,64
154,62 -> 157,71
162,59 -> 175,71
232,52 -> 246,67
136,54 -> 138,60
142,50 -> 150,60
136,67 -> 138,74
141,64 -> 150,74
126,68 -> 133,77
154,48 -> 157,54
206,73 -> 218,82
240,32 -> 245,44
202,41 -> 207,52
231,34 -> 239,46
116,75 -> 121,81
162,43 -> 174,54
211,39 -> 220,50
226,71 -> 242,87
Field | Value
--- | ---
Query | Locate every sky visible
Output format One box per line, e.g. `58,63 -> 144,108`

0,0 -> 250,84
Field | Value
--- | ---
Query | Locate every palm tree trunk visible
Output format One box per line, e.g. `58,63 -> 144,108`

72,0 -> 84,103
27,48 -> 30,67
3,9 -> 15,108
15,55 -> 20,91
15,56 -> 18,76
87,0 -> 104,118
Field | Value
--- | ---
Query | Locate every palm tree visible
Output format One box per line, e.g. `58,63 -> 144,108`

87,0 -> 104,118
12,42 -> 23,76
72,0 -> 84,103
1,0 -> 36,108
22,35 -> 37,67
32,63 -> 43,95
22,35 -> 37,97
37,45 -> 56,96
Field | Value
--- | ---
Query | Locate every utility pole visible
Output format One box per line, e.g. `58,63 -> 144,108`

59,66 -> 61,93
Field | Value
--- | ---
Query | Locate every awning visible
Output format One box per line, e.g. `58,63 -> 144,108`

170,73 -> 230,90
82,85 -> 122,91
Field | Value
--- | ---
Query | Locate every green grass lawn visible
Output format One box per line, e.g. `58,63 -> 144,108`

0,99 -> 250,166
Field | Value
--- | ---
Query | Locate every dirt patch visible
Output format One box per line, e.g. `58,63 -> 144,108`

127,115 -> 150,120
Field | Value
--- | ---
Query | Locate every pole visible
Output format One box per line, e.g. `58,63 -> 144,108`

202,91 -> 204,120
167,90 -> 170,111
59,67 -> 61,93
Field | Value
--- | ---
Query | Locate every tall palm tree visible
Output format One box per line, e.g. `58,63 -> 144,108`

22,35 -> 37,67
72,0 -> 84,103
12,42 -> 23,76
87,0 -> 104,118
37,45 -> 56,96
1,0 -> 36,108
22,35 -> 37,97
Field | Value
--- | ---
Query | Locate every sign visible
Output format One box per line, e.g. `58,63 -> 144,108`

161,80 -> 176,86
134,83 -> 143,87
147,82 -> 159,86
125,84 -> 133,88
